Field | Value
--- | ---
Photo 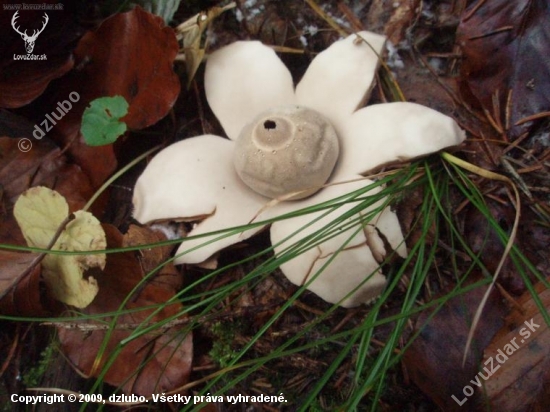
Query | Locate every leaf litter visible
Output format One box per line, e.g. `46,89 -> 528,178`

0,0 -> 549,410
56,224 -> 192,396
457,0 -> 550,139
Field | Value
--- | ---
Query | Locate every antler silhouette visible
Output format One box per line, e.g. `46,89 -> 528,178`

34,13 -> 49,39
11,11 -> 49,53
11,11 -> 26,37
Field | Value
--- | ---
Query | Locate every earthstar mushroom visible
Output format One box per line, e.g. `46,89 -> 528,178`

133,31 -> 466,307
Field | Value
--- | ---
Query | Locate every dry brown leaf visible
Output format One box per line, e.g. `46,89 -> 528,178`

0,251 -> 47,316
57,224 -> 191,396
479,279 -> 550,411
123,224 -> 176,274
457,0 -> 550,138
0,137 -> 93,211
403,281 -> 508,411
0,251 -> 38,302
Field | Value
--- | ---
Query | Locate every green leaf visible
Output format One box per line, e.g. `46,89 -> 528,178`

81,96 -> 129,146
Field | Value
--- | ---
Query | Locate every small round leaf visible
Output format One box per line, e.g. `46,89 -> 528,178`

81,96 -> 128,146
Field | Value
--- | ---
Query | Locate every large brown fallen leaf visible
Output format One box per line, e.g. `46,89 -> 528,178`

403,281 -> 508,411
45,6 -> 180,187
457,0 -> 550,138
479,278 -> 550,411
57,224 -> 192,396
0,135 -> 95,256
72,6 -> 180,130
0,137 -> 93,211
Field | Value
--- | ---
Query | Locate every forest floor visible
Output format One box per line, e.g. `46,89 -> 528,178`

1,0 -> 549,411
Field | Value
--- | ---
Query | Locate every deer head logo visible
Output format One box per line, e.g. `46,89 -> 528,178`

11,11 -> 49,54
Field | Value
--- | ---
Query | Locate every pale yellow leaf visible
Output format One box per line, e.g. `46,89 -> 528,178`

14,187 -> 106,308
13,186 -> 68,247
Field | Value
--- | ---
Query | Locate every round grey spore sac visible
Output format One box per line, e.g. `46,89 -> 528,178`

234,105 -> 339,199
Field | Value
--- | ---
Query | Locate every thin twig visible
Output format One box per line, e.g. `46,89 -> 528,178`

43,303 -> 281,332
0,214 -> 74,302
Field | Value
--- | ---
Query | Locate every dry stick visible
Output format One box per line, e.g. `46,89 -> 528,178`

467,25 -> 514,41
43,303 -> 281,332
500,157 -> 533,200
337,2 -> 363,32
441,152 -> 521,366
505,89 -> 513,131
305,0 -> 349,37
461,0 -> 487,21
514,110 -> 550,126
